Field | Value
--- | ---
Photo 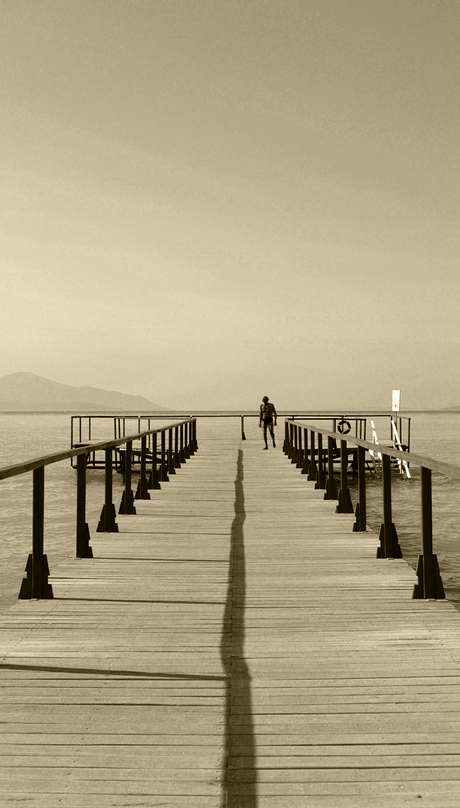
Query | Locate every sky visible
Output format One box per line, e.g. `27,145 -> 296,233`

1,0 -> 459,411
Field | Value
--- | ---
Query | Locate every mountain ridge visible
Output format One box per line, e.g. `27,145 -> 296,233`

0,372 -> 167,412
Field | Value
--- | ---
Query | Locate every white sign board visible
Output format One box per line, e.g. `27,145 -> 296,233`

392,390 -> 400,412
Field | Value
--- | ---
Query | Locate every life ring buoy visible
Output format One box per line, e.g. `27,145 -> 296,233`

337,420 -> 351,435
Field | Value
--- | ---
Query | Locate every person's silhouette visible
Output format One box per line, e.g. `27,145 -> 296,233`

259,396 -> 277,448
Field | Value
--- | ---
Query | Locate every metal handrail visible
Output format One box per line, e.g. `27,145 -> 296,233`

1,418 -> 198,600
0,418 -> 195,481
288,418 -> 460,481
284,418 -> 454,600
70,410 -> 410,417
71,410 -> 411,454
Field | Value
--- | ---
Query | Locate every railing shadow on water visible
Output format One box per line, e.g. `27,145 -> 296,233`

221,448 -> 257,806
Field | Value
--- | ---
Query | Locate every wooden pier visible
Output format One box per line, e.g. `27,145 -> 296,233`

2,430 -> 460,806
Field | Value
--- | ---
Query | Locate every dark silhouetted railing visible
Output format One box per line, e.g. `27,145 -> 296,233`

283,418 -> 460,600
0,419 -> 197,600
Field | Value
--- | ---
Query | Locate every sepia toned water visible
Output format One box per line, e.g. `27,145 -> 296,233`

1,411 -> 460,614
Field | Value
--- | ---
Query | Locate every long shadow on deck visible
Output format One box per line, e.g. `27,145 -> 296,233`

221,449 -> 257,806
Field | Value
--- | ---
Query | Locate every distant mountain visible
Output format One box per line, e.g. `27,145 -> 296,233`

0,372 -> 167,412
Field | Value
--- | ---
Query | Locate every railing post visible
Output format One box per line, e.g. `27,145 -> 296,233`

292,425 -> 298,464
324,436 -> 337,500
160,430 -> 169,482
241,416 -> 246,441
315,433 -> 326,489
296,427 -> 303,469
32,468 -> 44,598
413,466 -> 445,598
76,453 -> 93,555
119,440 -> 137,513
167,429 -> 176,475
308,430 -> 317,482
336,439 -> 354,513
135,435 -> 151,500
192,419 -> 198,452
19,466 -> 54,599
96,447 -> 118,532
174,426 -> 181,468
179,424 -> 186,464
302,428 -> 310,475
184,422 -> 191,459
283,421 -> 290,456
149,432 -> 161,489
376,454 -> 402,558
353,445 -> 366,531
286,423 -> 292,459
189,420 -> 195,455
186,421 -> 191,456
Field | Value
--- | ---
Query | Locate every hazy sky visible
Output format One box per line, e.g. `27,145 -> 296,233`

1,0 -> 459,410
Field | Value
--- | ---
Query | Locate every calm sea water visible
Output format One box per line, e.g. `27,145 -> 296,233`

1,411 -> 460,613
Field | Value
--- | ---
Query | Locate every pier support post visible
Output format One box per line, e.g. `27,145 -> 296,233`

376,454 -> 402,558
19,467 -> 54,599
413,466 -> 445,598
241,416 -> 246,441
353,445 -> 367,531
336,440 -> 354,513
97,447 -> 118,532
76,453 -> 93,555
324,436 -> 337,500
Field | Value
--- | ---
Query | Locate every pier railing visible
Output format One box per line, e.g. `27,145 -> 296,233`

0,418 -> 197,600
284,418 -> 460,600
71,411 -> 411,460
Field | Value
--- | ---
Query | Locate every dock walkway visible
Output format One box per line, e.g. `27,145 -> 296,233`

2,434 -> 460,806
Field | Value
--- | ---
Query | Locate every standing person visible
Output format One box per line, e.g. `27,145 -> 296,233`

259,396 -> 277,449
